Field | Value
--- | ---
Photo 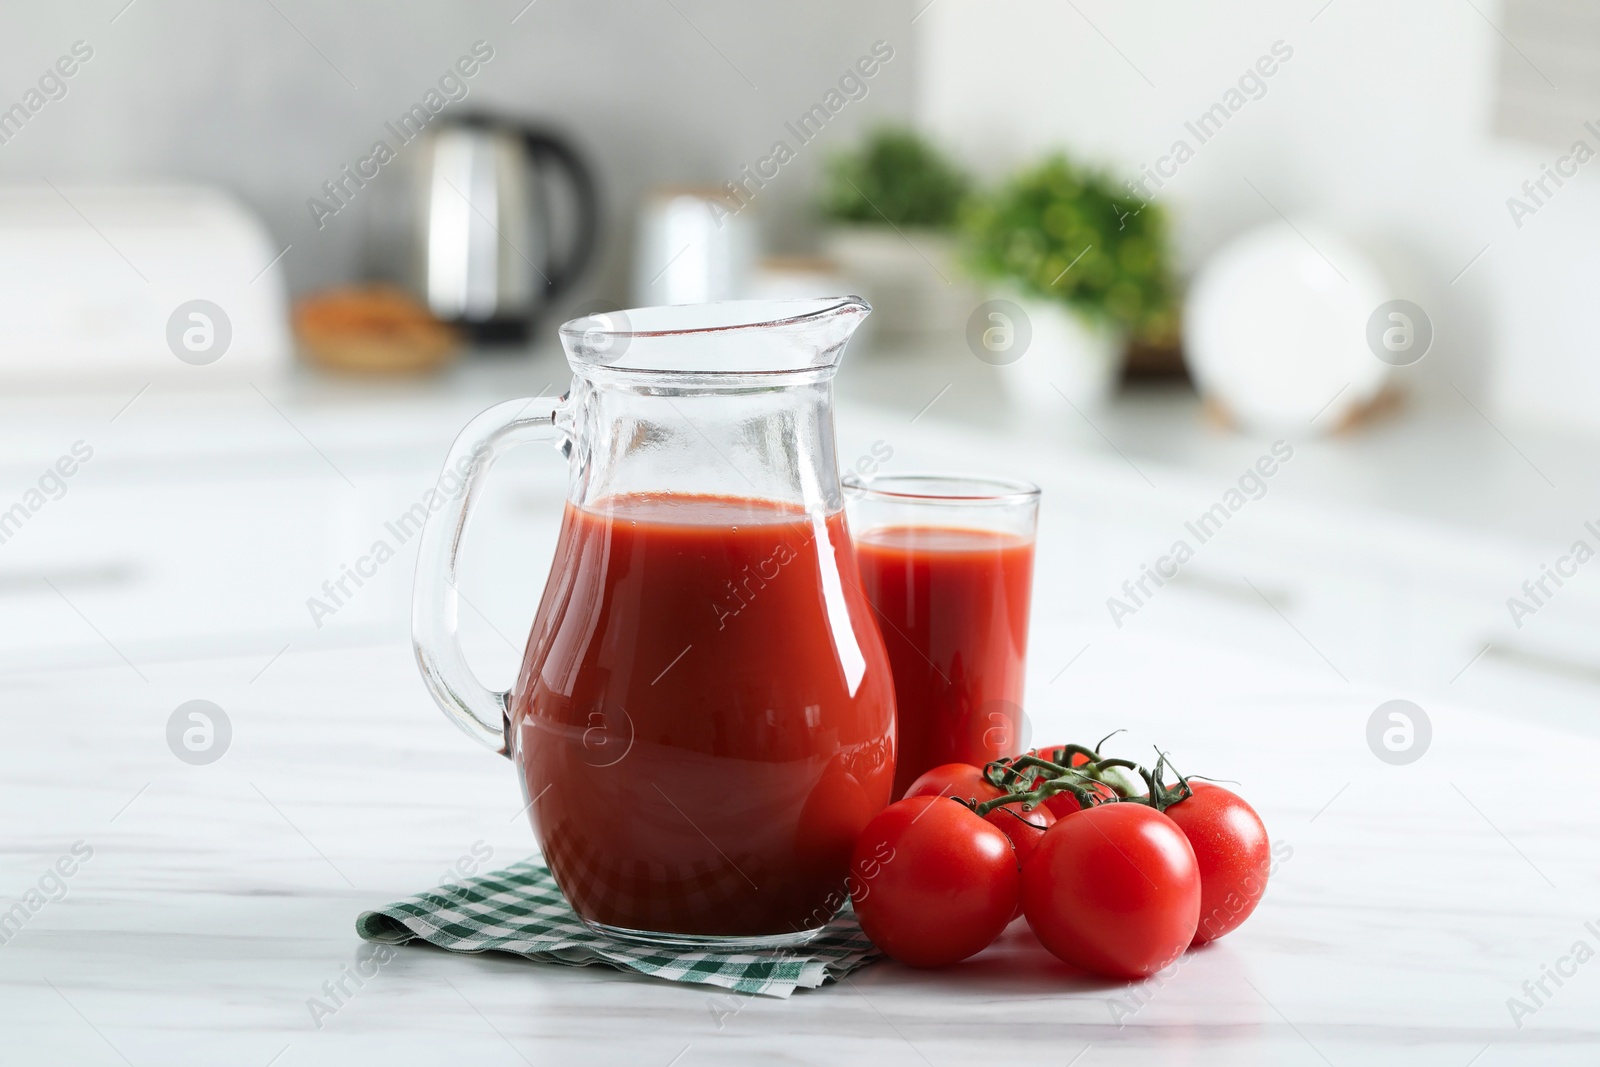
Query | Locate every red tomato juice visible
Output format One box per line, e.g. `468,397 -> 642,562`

852,525 -> 1035,799
510,494 -> 895,938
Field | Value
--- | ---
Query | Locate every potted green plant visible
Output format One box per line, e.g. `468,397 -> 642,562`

819,128 -> 974,343
962,154 -> 1176,409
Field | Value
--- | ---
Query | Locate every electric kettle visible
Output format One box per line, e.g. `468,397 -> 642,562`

410,115 -> 599,343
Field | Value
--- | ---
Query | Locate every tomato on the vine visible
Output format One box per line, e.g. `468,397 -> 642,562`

1028,744 -> 1091,768
982,802 -> 1054,867
902,762 -> 1003,805
1036,780 -> 1117,821
1020,746 -> 1119,819
1162,782 -> 1271,944
849,796 -> 1018,967
984,801 -> 1055,920
1021,803 -> 1200,979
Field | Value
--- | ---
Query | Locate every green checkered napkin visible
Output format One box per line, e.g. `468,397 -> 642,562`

356,856 -> 881,998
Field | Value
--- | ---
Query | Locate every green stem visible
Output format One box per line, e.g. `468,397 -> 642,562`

970,764 -> 1107,817
968,736 -> 1205,818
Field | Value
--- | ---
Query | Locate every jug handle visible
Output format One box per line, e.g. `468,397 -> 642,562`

412,395 -> 566,756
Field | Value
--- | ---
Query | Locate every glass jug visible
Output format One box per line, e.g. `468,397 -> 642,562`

412,298 -> 896,948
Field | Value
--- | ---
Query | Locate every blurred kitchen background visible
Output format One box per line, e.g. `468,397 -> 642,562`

5,0 -> 1600,729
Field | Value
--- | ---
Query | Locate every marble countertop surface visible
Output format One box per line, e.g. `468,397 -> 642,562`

3,357 -> 1599,1064
3,617 -> 1597,1066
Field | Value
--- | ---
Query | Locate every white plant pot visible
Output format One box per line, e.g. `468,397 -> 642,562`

993,296 -> 1124,414
822,225 -> 976,347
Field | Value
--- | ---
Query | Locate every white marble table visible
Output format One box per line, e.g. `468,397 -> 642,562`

3,616 -> 1597,1066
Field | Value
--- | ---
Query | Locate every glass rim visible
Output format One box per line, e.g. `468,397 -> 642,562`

558,296 -> 870,379
559,296 -> 867,341
841,471 -> 1041,505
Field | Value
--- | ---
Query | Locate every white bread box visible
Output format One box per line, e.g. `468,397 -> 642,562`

0,184 -> 292,386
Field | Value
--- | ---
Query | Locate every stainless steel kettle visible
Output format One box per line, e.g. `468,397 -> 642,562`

410,115 -> 599,343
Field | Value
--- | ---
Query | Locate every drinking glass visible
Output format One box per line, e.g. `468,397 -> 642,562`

843,473 -> 1040,798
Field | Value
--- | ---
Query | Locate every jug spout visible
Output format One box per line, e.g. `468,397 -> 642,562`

558,297 -> 870,380
552,298 -> 873,514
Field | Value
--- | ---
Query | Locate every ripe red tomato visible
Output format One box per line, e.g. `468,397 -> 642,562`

982,802 -> 1055,867
1162,782 -> 1271,944
984,801 -> 1055,920
849,796 -> 1019,967
902,762 -> 1004,805
1021,804 -> 1200,979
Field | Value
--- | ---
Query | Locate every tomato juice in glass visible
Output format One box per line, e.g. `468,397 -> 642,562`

510,492 -> 895,939
843,475 -> 1040,799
